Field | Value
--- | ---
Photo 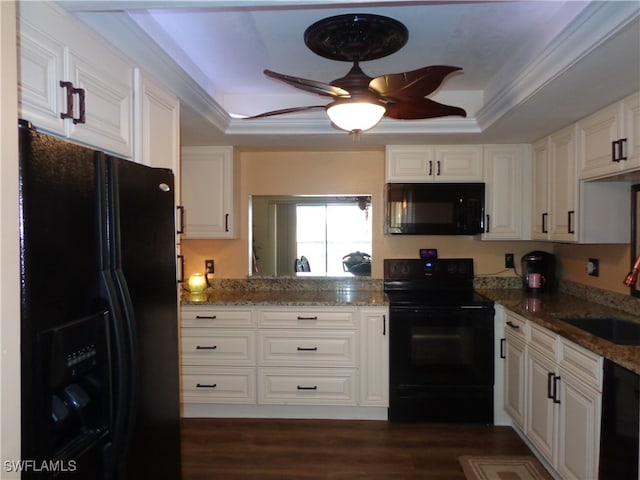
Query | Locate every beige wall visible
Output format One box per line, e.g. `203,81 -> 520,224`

182,148 -> 557,283
554,243 -> 631,295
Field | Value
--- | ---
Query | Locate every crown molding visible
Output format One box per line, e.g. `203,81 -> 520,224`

477,1 -> 640,131
73,10 -> 231,132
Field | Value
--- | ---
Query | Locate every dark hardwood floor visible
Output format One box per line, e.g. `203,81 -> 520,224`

181,418 -> 533,480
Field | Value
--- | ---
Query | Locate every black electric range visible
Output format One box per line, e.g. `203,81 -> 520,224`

384,258 -> 495,423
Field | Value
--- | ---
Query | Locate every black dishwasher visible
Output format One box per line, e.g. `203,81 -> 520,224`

599,359 -> 639,480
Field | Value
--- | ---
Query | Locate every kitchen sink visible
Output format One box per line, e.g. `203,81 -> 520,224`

558,316 -> 640,345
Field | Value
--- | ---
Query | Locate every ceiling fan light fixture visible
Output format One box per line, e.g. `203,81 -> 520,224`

326,100 -> 386,133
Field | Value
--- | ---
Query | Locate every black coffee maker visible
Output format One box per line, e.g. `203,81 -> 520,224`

521,251 -> 556,293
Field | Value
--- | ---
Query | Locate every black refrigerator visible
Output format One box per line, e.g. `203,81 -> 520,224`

18,120 -> 181,479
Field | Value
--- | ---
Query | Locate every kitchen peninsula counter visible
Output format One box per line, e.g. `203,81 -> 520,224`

479,287 -> 640,375
181,277 -> 387,307
181,288 -> 387,307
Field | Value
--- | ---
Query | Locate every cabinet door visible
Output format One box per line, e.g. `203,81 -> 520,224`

504,334 -> 527,430
182,366 -> 256,404
258,367 -> 358,405
359,308 -> 389,406
622,91 -> 640,171
385,145 -> 435,182
556,373 -> 601,480
549,125 -> 577,242
18,2 -> 134,158
434,145 -> 483,181
66,44 -> 133,158
578,102 -> 622,180
531,138 -> 550,240
135,71 -> 180,171
483,145 -> 528,239
18,17 -> 67,135
526,347 -> 557,465
258,330 -> 357,367
181,146 -> 236,238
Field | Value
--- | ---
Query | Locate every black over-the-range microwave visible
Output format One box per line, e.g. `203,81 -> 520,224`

385,182 -> 485,235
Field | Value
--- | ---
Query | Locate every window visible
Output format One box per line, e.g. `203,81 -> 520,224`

296,203 -> 372,276
251,195 -> 372,277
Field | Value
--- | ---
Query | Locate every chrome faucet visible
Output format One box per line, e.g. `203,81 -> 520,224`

624,255 -> 640,287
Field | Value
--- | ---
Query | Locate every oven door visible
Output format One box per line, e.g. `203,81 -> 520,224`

389,305 -> 494,423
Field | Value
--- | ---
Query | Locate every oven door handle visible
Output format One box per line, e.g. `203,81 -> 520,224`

459,305 -> 487,309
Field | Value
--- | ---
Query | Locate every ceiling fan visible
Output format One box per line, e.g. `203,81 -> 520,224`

245,13 -> 466,133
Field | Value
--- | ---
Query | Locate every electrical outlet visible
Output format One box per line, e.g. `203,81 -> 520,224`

205,259 -> 215,274
586,258 -> 599,277
505,253 -> 515,269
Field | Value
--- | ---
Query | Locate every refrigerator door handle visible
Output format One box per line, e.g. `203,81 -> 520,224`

177,254 -> 185,283
176,205 -> 185,234
110,268 -> 139,477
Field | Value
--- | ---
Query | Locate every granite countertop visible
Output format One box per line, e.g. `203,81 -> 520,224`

182,277 -> 388,306
181,288 -> 388,307
478,288 -> 640,375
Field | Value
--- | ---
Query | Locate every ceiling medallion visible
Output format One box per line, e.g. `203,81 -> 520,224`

303,13 -> 409,62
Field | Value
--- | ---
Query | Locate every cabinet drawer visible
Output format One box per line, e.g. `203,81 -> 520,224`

504,312 -> 528,342
559,338 -> 603,391
181,307 -> 254,328
181,329 -> 256,366
259,331 -> 357,367
529,322 -> 558,360
258,308 -> 356,329
182,366 -> 256,404
258,368 -> 357,405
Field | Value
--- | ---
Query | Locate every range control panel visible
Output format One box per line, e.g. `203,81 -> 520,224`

384,258 -> 474,280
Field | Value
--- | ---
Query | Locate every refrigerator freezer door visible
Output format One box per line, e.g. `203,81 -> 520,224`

19,123 -> 115,479
108,157 -> 181,478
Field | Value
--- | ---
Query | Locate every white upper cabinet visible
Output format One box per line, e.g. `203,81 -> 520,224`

134,69 -> 180,201
385,145 -> 483,182
18,2 -> 133,158
532,127 -> 580,242
181,146 -> 237,239
482,145 -> 531,240
548,125 -> 578,242
531,138 -> 550,240
532,122 -> 630,244
578,91 -> 640,180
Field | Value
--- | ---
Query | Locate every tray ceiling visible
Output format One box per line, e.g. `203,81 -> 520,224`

67,1 -> 640,148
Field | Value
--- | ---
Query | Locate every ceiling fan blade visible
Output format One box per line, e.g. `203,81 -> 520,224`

385,97 -> 466,120
370,65 -> 462,99
265,70 -> 349,97
244,105 -> 326,119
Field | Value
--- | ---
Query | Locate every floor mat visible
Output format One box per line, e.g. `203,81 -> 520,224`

459,456 -> 553,480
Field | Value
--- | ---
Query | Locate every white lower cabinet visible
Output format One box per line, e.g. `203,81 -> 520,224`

182,366 -> 256,404
258,367 -> 358,405
359,308 -> 389,406
181,304 -> 389,418
257,307 -> 358,407
526,343 -> 558,464
503,311 -> 528,430
180,306 -> 257,405
502,309 -> 603,480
